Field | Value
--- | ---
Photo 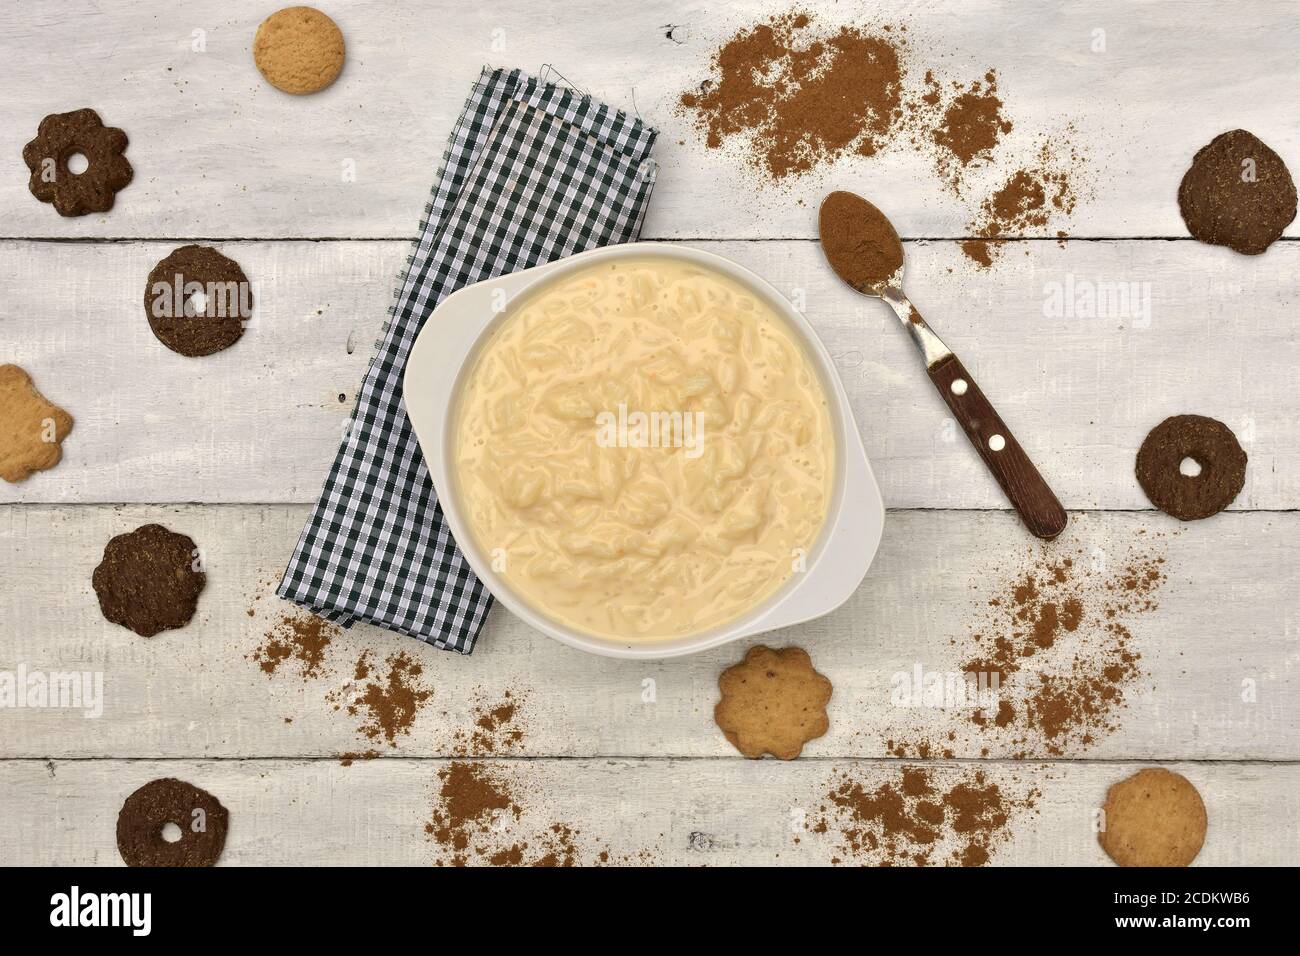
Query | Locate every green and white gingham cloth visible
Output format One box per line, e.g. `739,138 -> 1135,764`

278,67 -> 658,654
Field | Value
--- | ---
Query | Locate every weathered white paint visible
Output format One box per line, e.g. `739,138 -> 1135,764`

1,1 -> 1298,240
2,0 -> 1298,868
1,757 -> 1294,866
1,239 -> 1295,509
1,506 -> 1293,761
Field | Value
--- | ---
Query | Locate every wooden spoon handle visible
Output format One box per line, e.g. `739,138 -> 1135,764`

927,354 -> 1068,540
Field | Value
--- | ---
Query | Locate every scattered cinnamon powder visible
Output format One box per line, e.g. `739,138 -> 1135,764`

338,750 -> 379,767
426,761 -> 522,866
679,11 -> 1088,265
962,138 -> 1084,266
453,690 -> 527,756
328,650 -> 434,746
426,761 -> 622,867
885,532 -> 1168,759
249,609 -> 337,678
958,239 -> 1002,268
680,12 -> 1020,186
812,764 -> 1038,866
248,598 -> 439,760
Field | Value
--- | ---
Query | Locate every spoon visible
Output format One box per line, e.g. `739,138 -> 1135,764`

818,190 -> 1068,540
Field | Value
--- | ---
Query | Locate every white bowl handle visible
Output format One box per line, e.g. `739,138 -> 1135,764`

741,431 -> 884,635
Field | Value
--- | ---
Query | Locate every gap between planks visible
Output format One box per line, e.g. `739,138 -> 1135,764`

3,756 -> 1299,766
6,236 -> 1287,244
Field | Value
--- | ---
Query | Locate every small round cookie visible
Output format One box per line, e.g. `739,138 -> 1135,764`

144,245 -> 252,357
253,6 -> 346,94
1136,415 -> 1247,521
1178,129 -> 1297,255
715,645 -> 832,760
22,108 -> 132,217
1099,768 -> 1207,867
92,524 -> 206,637
117,778 -> 229,867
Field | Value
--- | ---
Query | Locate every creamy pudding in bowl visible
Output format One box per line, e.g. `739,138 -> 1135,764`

453,256 -> 836,642
403,241 -> 884,659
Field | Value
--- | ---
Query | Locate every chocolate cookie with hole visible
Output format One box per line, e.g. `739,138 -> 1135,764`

22,109 -> 132,217
117,778 -> 229,867
144,245 -> 253,357
1136,415 -> 1246,521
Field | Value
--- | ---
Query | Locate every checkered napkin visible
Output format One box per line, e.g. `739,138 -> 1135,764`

278,67 -> 658,654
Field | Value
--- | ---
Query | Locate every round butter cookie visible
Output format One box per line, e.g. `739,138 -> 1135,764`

1099,768 -> 1207,867
253,6 -> 345,95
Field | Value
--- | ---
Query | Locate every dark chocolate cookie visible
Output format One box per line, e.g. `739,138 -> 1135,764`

1136,415 -> 1247,521
1178,129 -> 1296,255
144,245 -> 252,357
22,108 -> 132,217
117,778 -> 229,867
92,524 -> 206,637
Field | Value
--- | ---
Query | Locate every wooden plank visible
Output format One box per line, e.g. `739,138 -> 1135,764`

1,0 -> 1298,239
0,757 -> 1294,865
2,506 -> 1295,761
2,238 -> 1295,508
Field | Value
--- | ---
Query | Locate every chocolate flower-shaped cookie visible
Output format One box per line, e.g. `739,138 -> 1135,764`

22,108 -> 133,217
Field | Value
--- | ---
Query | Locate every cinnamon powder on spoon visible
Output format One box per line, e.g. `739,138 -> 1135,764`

819,190 -> 903,293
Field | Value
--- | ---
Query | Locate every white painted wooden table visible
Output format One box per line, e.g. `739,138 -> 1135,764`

2,0 -> 1298,866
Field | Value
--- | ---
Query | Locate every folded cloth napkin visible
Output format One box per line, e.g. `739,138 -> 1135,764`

278,67 -> 658,654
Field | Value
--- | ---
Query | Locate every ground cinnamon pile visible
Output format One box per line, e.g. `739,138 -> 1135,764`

811,765 -> 1038,866
426,761 -> 604,867
249,609 -> 337,678
677,12 -> 1022,187
328,649 -> 434,746
932,71 -> 1011,167
924,70 -> 1014,193
337,750 -> 379,767
679,12 -> 906,179
679,10 -> 1087,264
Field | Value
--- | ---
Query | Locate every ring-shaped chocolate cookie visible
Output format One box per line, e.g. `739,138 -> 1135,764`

144,245 -> 252,357
22,108 -> 132,217
1135,415 -> 1246,521
116,778 -> 230,867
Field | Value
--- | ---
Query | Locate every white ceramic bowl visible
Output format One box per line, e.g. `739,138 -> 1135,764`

403,242 -> 884,658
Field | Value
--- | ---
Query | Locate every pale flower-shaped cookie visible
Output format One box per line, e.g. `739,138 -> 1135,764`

715,645 -> 833,759
0,365 -> 74,483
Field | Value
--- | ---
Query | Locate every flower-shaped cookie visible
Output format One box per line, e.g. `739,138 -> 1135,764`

715,645 -> 833,759
22,108 -> 133,217
0,364 -> 74,483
